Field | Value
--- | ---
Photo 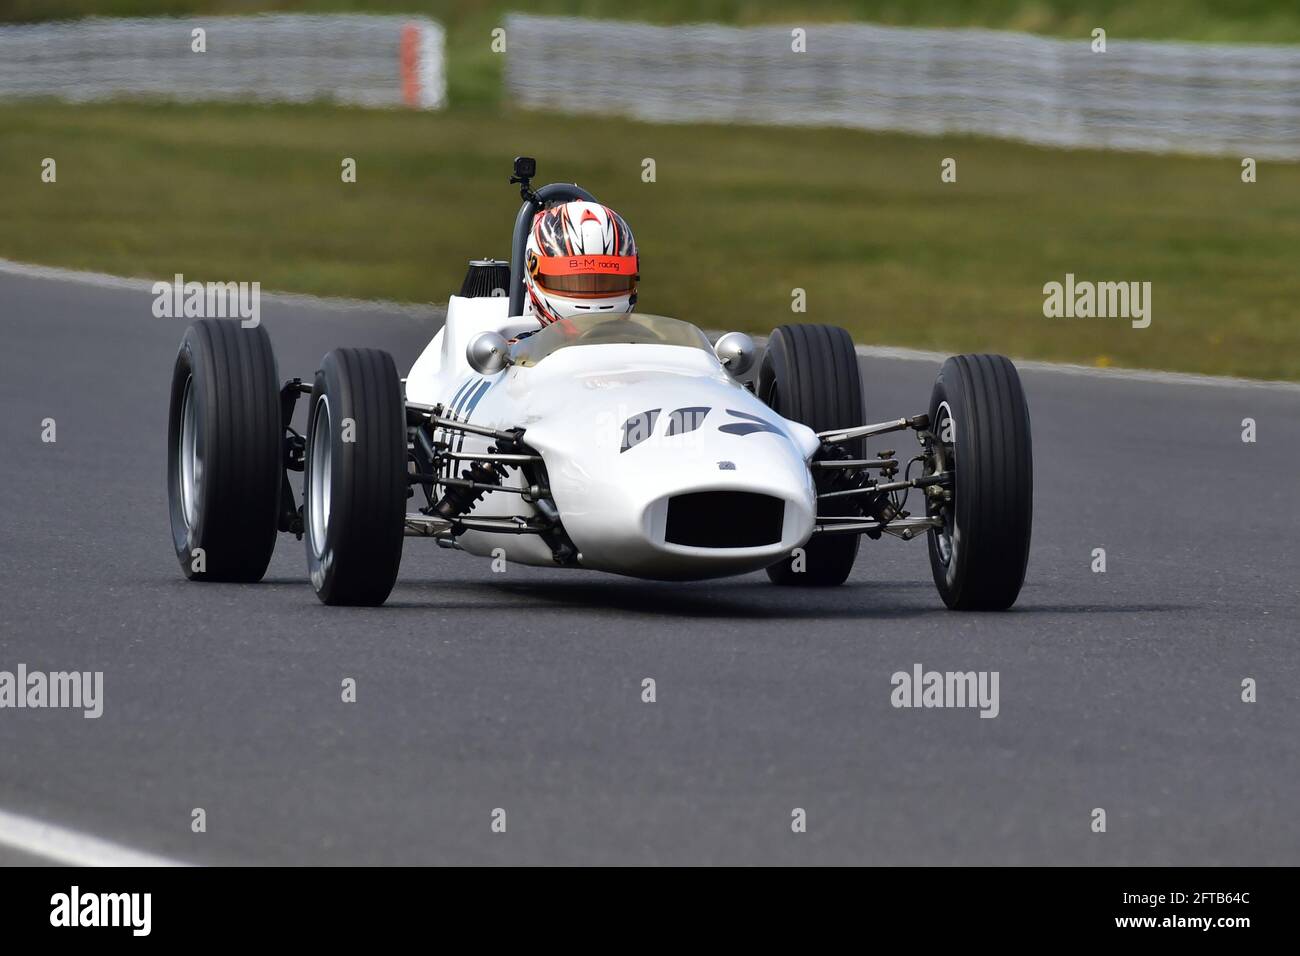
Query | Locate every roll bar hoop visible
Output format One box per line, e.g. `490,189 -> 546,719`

507,157 -> 598,316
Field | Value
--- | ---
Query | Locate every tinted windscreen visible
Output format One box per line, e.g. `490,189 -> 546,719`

511,314 -> 713,366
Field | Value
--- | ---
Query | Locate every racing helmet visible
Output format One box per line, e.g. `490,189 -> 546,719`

523,201 -> 638,325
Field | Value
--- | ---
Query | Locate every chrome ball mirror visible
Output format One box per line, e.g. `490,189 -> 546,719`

714,331 -> 756,377
466,331 -> 511,375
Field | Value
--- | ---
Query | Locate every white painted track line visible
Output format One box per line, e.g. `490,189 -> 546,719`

853,343 -> 1300,392
0,807 -> 190,867
0,256 -> 439,318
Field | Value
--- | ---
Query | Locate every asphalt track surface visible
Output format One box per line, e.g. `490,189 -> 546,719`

1,266 -> 1297,866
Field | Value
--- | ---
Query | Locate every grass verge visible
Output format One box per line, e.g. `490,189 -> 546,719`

3,99 -> 1298,379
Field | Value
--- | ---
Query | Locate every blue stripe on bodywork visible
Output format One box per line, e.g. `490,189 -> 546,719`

455,379 -> 493,453
463,379 -> 492,418
438,377 -> 480,481
449,378 -> 475,414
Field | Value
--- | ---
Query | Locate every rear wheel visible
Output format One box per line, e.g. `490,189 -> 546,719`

759,324 -> 865,586
167,320 -> 281,582
926,354 -> 1033,610
304,348 -> 407,606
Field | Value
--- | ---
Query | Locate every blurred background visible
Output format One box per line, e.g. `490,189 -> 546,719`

2,1 -> 1299,379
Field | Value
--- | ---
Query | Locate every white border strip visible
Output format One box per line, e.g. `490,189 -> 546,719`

853,343 -> 1300,393
0,807 -> 190,867
3,256 -> 1296,392
0,257 -> 441,319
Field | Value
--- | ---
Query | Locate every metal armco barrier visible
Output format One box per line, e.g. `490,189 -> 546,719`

505,14 -> 1300,159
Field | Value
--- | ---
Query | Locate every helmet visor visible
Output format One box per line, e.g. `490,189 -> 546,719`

533,254 -> 638,297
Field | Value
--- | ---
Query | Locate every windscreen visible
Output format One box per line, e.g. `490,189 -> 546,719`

510,314 -> 713,367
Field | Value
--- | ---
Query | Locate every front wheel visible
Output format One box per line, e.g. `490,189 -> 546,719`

304,348 -> 407,606
167,320 -> 282,582
926,354 -> 1033,610
759,323 -> 866,586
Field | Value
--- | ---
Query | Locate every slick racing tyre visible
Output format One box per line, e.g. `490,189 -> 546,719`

926,354 -> 1033,610
759,324 -> 865,586
167,320 -> 282,582
304,348 -> 406,606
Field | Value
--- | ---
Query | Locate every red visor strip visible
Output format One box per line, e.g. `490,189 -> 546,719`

534,254 -> 638,276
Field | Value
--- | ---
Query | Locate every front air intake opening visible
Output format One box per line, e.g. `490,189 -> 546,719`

664,491 -> 784,548
460,259 -> 511,298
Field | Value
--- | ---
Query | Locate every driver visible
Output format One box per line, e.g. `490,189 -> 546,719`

522,201 -> 639,327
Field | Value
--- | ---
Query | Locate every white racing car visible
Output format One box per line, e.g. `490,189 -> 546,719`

167,159 -> 1032,609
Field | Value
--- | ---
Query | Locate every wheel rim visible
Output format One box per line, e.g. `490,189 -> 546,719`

930,400 -> 956,566
178,375 -> 201,529
308,395 -> 332,557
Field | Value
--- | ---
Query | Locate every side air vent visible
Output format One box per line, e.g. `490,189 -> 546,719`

665,492 -> 784,549
459,259 -> 511,298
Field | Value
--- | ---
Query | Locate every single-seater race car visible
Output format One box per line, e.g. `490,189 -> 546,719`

167,159 -> 1032,609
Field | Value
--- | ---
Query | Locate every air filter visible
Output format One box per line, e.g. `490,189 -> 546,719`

459,259 -> 511,299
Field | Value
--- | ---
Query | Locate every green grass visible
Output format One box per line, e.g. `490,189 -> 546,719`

4,100 -> 1298,379
9,1 -> 1300,41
